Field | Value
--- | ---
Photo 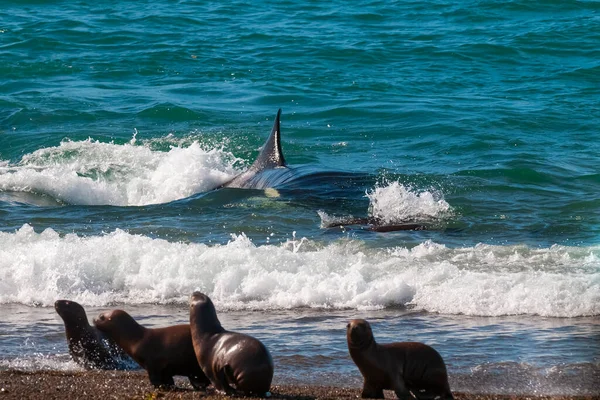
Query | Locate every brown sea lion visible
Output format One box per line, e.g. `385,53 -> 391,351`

54,299 -> 134,370
347,319 -> 453,400
189,291 -> 274,396
93,309 -> 210,390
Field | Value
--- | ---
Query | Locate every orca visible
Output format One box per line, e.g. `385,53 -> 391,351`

220,109 -> 292,189
219,109 -> 428,232
220,109 -> 369,191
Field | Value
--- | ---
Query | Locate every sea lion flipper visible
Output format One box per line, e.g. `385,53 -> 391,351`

215,366 -> 236,395
188,374 -> 209,391
148,369 -> 174,389
392,377 -> 412,400
361,381 -> 384,399
147,371 -> 161,387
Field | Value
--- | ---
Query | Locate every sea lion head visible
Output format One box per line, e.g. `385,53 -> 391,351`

189,291 -> 223,333
55,300 -> 88,325
93,309 -> 139,335
346,319 -> 375,349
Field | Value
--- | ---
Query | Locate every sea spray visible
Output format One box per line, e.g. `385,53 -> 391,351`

318,181 -> 454,228
0,139 -> 240,206
366,181 -> 453,223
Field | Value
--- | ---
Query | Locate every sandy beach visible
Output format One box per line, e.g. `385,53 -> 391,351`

0,370 -> 596,400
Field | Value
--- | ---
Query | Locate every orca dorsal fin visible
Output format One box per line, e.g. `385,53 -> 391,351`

251,108 -> 286,170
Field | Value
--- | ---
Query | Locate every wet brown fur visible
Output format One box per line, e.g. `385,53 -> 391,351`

189,292 -> 274,396
347,319 -> 453,399
54,300 -> 128,370
94,309 -> 209,390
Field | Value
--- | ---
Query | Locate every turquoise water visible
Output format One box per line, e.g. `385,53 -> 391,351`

0,1 -> 599,395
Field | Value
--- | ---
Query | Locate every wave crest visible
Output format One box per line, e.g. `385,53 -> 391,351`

1,225 -> 597,317
0,138 -> 240,206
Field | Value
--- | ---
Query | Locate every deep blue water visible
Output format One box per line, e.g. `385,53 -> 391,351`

0,0 -> 598,395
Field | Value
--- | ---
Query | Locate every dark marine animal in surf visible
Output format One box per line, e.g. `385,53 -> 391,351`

94,309 -> 210,390
324,217 -> 427,232
54,300 -> 136,370
220,108 -> 290,189
189,291 -> 274,396
220,109 -> 427,232
347,319 -> 453,400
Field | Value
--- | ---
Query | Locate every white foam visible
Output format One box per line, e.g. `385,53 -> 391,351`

317,210 -> 353,228
0,355 -> 81,372
0,138 -> 241,206
318,182 -> 453,228
1,225 -> 598,317
366,181 -> 453,223
455,362 -> 600,396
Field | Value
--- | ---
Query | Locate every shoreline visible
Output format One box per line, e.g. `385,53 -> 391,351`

0,370 -> 597,400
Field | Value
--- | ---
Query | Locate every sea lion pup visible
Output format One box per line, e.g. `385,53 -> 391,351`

93,309 -> 210,390
347,319 -> 453,400
189,291 -> 274,396
54,299 -> 133,370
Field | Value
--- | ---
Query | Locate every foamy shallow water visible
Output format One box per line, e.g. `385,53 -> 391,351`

0,226 -> 598,395
0,304 -> 597,396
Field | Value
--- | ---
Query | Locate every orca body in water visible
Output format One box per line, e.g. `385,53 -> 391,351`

219,109 -> 428,232
220,109 -> 292,190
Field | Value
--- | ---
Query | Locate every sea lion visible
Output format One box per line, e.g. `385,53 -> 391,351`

189,291 -> 274,396
93,309 -> 210,390
54,299 -> 134,370
347,319 -> 453,400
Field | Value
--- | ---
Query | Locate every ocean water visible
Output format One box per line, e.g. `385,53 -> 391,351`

0,0 -> 599,396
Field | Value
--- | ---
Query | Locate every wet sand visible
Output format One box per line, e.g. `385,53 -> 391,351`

0,370 -> 596,400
